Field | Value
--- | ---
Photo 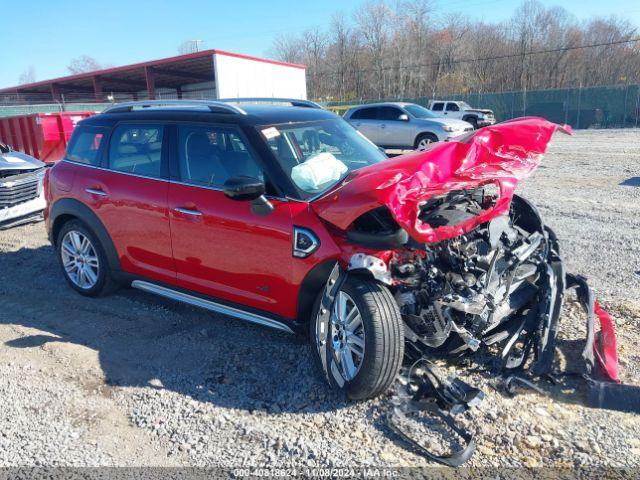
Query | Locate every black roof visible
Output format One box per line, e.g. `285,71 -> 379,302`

81,104 -> 338,128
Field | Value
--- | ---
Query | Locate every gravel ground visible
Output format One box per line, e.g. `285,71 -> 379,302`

0,128 -> 638,470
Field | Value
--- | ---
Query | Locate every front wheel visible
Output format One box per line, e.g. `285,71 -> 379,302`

414,133 -> 438,151
464,117 -> 479,129
311,276 -> 404,400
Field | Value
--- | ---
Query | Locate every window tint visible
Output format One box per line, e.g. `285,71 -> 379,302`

66,127 -> 107,165
108,125 -> 164,177
431,102 -> 444,111
350,107 -> 378,120
446,103 -> 460,112
378,107 -> 404,121
177,125 -> 263,188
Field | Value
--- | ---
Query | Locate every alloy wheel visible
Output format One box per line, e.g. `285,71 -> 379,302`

60,230 -> 100,289
330,291 -> 365,381
417,137 -> 434,150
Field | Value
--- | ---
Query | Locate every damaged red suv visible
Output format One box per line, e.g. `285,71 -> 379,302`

46,100 -> 611,401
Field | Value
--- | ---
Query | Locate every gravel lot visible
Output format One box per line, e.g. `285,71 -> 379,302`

0,128 -> 639,470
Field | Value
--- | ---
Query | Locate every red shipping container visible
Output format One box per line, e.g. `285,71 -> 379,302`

0,111 -> 96,164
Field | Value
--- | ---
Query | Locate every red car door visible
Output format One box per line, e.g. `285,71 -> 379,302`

167,124 -> 297,319
71,123 -> 174,285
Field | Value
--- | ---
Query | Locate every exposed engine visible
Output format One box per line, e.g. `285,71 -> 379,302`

390,194 -> 552,358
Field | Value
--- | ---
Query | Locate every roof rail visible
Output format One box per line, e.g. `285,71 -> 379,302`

102,100 -> 246,115
218,97 -> 323,109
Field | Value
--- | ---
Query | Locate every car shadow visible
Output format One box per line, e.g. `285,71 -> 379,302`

0,244 -> 349,415
0,242 -> 616,422
620,176 -> 640,187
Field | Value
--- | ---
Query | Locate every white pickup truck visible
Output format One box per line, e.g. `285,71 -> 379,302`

427,100 -> 496,129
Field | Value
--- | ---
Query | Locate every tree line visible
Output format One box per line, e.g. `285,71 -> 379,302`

269,0 -> 640,102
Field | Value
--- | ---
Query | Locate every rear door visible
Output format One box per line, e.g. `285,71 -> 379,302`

70,123 -> 175,285
167,123 -> 296,318
347,107 -> 383,145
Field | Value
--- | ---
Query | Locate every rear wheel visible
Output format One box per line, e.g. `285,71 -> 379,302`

311,276 -> 404,400
414,133 -> 438,151
57,220 -> 116,297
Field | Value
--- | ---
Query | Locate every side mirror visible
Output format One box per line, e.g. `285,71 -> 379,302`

398,114 -> 410,122
223,176 -> 274,216
223,176 -> 265,201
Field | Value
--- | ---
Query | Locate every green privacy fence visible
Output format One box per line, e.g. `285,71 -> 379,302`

0,103 -> 111,117
2,85 -> 639,129
325,84 -> 640,129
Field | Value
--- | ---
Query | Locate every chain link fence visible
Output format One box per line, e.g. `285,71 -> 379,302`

324,83 -> 640,129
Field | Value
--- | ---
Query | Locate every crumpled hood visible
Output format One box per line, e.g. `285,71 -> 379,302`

464,108 -> 493,115
0,150 -> 45,171
312,117 -> 570,244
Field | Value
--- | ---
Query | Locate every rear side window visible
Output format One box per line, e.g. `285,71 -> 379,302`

446,103 -> 460,112
66,126 -> 107,165
431,102 -> 444,111
177,125 -> 264,188
350,107 -> 378,120
108,124 -> 164,178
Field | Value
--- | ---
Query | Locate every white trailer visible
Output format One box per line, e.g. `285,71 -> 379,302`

212,51 -> 307,100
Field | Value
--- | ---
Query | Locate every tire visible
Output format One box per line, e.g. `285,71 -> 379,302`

56,219 -> 117,297
464,117 -> 479,129
310,276 -> 404,400
414,133 -> 438,151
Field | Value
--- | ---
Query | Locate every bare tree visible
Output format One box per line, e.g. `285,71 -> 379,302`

268,0 -> 640,101
18,66 -> 36,85
354,1 -> 393,98
270,34 -> 304,64
67,56 -> 110,74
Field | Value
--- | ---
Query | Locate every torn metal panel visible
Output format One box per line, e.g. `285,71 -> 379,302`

312,117 -> 571,244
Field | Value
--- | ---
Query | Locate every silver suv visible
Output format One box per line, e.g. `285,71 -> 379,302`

344,102 -> 473,151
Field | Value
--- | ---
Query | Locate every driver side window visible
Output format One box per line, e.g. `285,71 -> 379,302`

177,125 -> 264,189
378,107 -> 404,121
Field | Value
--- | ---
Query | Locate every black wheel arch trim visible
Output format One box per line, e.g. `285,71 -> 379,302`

296,259 -> 340,328
415,132 -> 438,147
49,198 -> 122,275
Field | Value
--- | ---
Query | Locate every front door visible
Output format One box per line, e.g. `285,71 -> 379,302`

377,106 -> 412,147
445,102 -> 463,119
167,123 -> 296,319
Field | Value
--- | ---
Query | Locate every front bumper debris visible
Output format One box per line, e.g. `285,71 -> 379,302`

387,218 -> 625,467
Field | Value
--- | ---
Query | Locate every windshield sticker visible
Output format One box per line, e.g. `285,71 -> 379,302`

261,127 -> 281,139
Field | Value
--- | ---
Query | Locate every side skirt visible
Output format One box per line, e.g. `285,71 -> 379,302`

131,280 -> 295,335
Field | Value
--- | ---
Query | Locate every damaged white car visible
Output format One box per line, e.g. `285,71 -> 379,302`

0,142 -> 46,229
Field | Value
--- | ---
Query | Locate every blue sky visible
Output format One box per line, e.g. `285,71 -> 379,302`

1,0 -> 638,88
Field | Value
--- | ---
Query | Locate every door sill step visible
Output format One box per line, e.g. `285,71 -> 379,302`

131,280 -> 294,334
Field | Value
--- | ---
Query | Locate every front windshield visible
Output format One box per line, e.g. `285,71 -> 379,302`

263,119 -> 387,198
459,102 -> 472,110
404,104 -> 437,119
